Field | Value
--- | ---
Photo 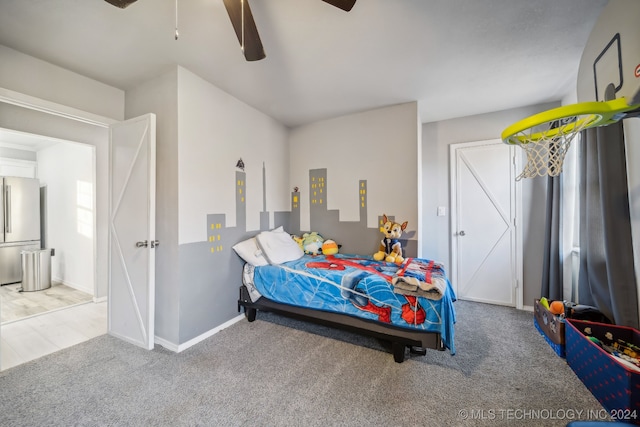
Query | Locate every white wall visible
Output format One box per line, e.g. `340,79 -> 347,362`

37,142 -> 95,294
421,102 -> 560,304
0,147 -> 36,162
289,102 -> 420,232
0,44 -> 124,121
177,67 -> 290,241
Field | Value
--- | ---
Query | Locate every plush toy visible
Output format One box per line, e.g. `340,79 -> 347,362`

292,235 -> 304,251
322,239 -> 339,255
302,232 -> 325,255
373,214 -> 408,265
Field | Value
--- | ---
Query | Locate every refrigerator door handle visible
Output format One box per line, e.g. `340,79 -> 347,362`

4,185 -> 10,234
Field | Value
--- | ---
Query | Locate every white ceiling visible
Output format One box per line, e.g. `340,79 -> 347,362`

0,0 -> 608,128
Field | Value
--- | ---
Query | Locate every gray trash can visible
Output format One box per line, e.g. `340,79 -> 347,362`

20,249 -> 52,292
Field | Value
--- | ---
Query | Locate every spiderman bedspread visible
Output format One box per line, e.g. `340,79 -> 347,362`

245,254 -> 457,354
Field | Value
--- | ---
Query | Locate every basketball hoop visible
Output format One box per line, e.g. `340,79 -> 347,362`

502,98 -> 640,180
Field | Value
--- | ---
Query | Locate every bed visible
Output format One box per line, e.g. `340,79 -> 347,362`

233,228 -> 456,363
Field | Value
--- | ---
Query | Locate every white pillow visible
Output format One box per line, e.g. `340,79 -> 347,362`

255,229 -> 304,265
232,237 -> 269,266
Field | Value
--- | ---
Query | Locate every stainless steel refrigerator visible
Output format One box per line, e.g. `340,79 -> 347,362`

0,176 -> 41,285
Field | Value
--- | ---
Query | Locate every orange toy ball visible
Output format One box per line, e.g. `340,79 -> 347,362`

549,300 -> 565,316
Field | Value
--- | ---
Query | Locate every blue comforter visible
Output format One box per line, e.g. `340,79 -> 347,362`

247,254 -> 456,354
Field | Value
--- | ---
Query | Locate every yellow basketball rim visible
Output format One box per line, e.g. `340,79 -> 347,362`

502,98 -> 640,145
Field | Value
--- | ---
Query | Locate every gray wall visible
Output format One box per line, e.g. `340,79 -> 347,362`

288,102 -> 420,259
421,102 -> 560,306
125,66 -> 291,347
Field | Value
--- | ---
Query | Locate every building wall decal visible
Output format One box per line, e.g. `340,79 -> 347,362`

204,165 -> 416,260
178,163 -> 416,343
305,168 -> 416,256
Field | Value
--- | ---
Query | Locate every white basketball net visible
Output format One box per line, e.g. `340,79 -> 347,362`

508,113 -> 600,180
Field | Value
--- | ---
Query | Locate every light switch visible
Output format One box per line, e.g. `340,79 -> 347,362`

437,206 -> 446,216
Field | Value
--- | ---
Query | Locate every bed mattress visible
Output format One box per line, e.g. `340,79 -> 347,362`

243,253 -> 456,354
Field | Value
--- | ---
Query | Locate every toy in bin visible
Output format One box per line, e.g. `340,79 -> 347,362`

583,330 -> 640,372
565,319 -> 640,418
534,297 -> 612,358
539,297 -> 612,323
539,297 -> 564,315
534,298 -> 566,357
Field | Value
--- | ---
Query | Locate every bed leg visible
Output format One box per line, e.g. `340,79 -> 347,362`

245,307 -> 257,322
410,346 -> 427,356
392,342 -> 406,363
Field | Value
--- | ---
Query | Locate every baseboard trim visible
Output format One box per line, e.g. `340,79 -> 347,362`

154,314 -> 245,353
153,336 -> 179,352
53,278 -> 93,295
93,296 -> 107,303
522,304 -> 534,312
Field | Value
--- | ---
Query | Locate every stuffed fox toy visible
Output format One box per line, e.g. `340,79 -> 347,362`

373,214 -> 408,265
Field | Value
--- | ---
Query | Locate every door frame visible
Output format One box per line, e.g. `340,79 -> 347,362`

449,139 -> 523,309
0,88 -> 115,368
0,89 -> 114,302
0,88 -> 157,354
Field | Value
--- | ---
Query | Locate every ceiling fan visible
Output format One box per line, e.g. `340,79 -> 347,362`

104,0 -> 357,61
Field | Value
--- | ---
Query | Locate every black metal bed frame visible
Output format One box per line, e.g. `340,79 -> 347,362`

237,285 -> 444,363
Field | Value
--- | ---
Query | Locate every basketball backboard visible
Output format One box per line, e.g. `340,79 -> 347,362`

502,0 -> 640,179
577,0 -> 640,105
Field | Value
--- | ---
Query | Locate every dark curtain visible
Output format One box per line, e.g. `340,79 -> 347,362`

541,118 -> 568,302
541,173 -> 563,301
578,119 -> 639,328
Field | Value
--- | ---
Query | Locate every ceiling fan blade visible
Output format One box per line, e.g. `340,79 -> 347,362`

222,0 -> 266,61
321,0 -> 356,12
104,0 -> 139,9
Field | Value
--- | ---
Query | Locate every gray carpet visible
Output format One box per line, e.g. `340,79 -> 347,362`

0,300 -> 606,426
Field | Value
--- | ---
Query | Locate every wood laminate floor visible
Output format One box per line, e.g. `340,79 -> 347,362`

0,301 -> 107,371
0,282 -> 93,324
1,283 -> 105,371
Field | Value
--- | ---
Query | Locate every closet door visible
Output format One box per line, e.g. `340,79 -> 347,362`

450,139 -> 521,307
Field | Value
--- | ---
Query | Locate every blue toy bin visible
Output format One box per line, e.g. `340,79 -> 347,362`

534,298 -> 566,357
565,319 -> 640,424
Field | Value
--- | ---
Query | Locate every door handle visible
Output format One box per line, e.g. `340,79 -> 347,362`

151,240 -> 160,248
136,240 -> 148,248
5,185 -> 10,233
459,230 -> 466,236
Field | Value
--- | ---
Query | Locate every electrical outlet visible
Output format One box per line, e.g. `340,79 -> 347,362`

437,206 -> 446,216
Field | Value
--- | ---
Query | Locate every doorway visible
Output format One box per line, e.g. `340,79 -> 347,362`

0,90 -> 157,368
450,139 -> 523,308
0,129 -> 104,370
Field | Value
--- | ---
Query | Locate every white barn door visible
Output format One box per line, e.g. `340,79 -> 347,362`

450,139 -> 521,307
108,114 -> 156,349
